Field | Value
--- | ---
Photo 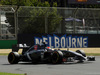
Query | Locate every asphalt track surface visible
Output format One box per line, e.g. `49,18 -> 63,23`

0,56 -> 100,75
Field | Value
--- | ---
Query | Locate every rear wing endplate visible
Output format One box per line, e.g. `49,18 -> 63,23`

12,44 -> 29,52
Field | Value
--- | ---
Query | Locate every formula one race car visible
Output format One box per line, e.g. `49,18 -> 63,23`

8,42 -> 95,64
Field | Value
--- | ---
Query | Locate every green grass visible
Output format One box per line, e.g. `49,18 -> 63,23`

86,53 -> 100,56
0,53 -> 8,55
0,72 -> 24,75
0,53 -> 22,55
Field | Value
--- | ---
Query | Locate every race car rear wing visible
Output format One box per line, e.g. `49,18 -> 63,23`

12,44 -> 30,52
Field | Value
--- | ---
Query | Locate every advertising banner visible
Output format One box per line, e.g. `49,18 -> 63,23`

18,34 -> 100,48
34,34 -> 88,48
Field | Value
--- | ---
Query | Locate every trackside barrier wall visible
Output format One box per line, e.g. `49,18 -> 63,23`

18,34 -> 100,48
0,40 -> 17,49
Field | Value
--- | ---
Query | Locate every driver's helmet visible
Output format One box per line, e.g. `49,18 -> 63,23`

41,42 -> 46,46
39,42 -> 46,49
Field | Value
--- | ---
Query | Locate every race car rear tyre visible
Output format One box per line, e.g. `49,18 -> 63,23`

51,51 -> 63,64
76,50 -> 86,57
8,52 -> 20,64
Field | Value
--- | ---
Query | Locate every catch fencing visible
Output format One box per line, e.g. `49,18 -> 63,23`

0,6 -> 100,40
17,7 -> 100,34
1,6 -> 100,48
0,6 -> 17,40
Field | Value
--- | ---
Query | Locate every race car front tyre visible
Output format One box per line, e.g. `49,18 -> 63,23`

51,50 -> 63,64
8,52 -> 20,64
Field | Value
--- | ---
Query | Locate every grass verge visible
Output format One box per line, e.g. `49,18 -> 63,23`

86,53 -> 100,56
0,53 -> 8,55
0,72 -> 24,75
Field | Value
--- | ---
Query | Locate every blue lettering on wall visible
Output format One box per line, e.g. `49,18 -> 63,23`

34,34 -> 88,48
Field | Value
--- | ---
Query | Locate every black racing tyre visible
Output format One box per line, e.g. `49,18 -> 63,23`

51,51 -> 63,64
8,52 -> 20,64
76,50 -> 86,57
